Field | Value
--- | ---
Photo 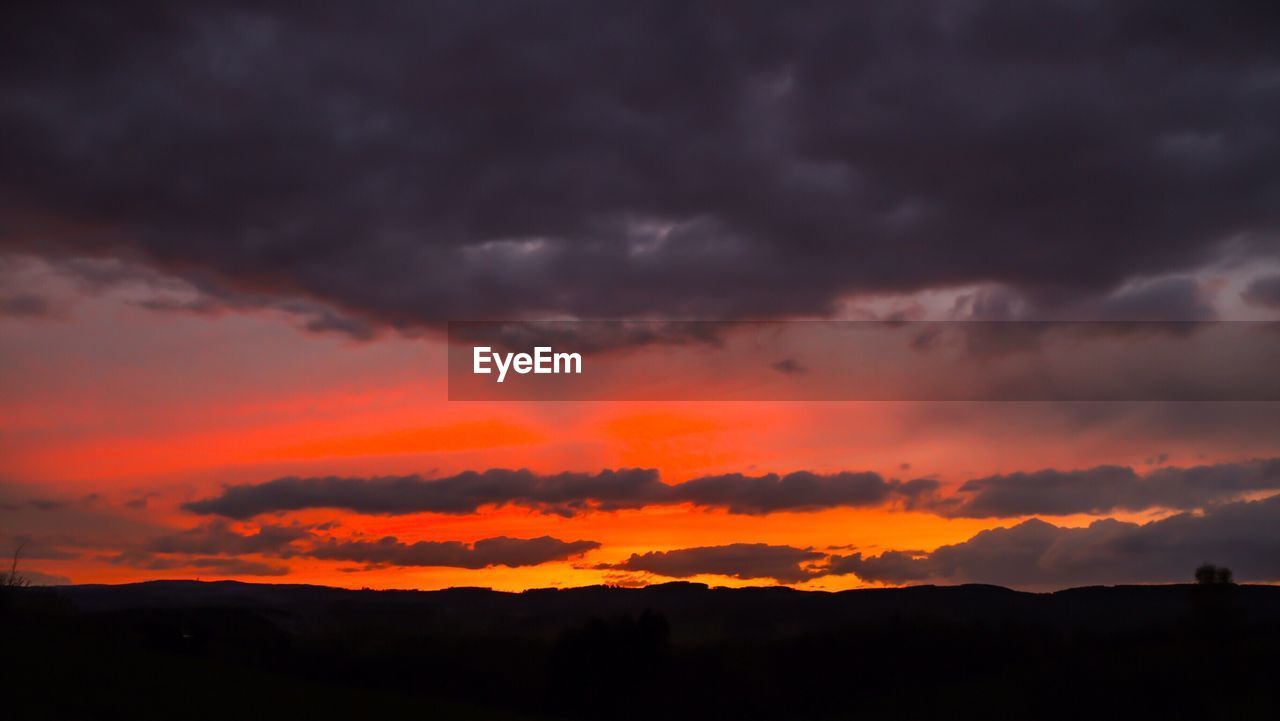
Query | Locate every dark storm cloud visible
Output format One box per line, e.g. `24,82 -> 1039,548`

607,543 -> 825,584
307,535 -> 599,569
182,469 -> 930,519
184,460 -> 1280,520
182,469 -> 673,518
116,522 -> 596,572
838,493 -> 1280,588
4,1 -> 1279,325
1082,278 -> 1218,321
934,458 -> 1280,518
669,471 -> 931,515
1243,275 -> 1280,309
952,278 -> 1220,324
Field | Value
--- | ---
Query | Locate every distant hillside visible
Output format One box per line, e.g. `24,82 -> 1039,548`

7,580 -> 1279,720
44,578 -> 1280,639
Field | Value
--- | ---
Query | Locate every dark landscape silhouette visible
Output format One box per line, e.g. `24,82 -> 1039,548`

4,571 -> 1278,720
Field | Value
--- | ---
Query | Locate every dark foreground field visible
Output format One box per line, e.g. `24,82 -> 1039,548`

4,580 -> 1279,720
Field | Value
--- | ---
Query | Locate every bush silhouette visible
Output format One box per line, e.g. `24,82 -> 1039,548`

0,542 -> 30,615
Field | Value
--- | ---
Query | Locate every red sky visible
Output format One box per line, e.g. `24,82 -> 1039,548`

5,259 -> 1280,591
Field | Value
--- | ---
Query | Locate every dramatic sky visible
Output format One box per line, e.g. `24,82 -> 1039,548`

4,0 -> 1280,591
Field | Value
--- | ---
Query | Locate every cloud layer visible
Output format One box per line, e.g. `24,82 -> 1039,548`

100,521 -> 600,576
71,465 -> 1280,586
182,469 -> 674,518
605,543 -> 825,584
590,494 -> 1280,587
184,460 -> 1280,520
840,493 -> 1280,588
308,535 -> 599,569
184,469 -> 935,519
5,1 -> 1279,326
938,458 -> 1280,518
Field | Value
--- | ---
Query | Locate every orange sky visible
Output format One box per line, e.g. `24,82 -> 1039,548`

4,273 -> 1280,590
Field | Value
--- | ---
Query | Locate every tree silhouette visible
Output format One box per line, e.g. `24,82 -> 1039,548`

1195,563 -> 1234,585
2,540 -> 28,588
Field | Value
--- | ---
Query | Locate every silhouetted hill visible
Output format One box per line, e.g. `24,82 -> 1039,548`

47,578 -> 1280,638
6,581 -> 1279,720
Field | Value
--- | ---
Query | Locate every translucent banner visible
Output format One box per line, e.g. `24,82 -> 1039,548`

447,321 -> 1280,401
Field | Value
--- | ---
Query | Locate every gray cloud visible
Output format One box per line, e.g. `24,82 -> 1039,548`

669,471 -> 933,515
837,493 -> 1280,589
183,469 -> 932,519
307,535 -> 599,569
606,543 -> 825,584
770,358 -> 806,375
1243,274 -> 1280,309
4,2 -> 1279,326
93,488 -> 1280,586
182,469 -> 672,519
935,458 -> 1280,518
0,292 -> 52,318
183,460 -> 1280,521
46,256 -> 377,340
111,522 -> 599,573
1071,277 -> 1219,322
143,520 -> 312,556
953,278 -> 1220,324
0,480 -> 167,551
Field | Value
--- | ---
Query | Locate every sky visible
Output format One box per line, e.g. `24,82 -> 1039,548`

3,1 -> 1280,591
